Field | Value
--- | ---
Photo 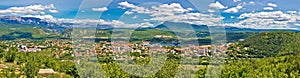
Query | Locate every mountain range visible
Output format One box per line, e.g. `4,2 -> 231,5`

0,16 -> 299,33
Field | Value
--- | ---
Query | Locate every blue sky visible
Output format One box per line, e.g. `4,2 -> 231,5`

1,0 -> 300,29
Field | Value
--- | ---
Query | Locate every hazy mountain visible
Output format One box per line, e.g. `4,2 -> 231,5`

0,16 -> 298,33
154,21 -> 299,32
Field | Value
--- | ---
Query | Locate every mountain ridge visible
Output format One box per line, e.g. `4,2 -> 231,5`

0,16 -> 299,33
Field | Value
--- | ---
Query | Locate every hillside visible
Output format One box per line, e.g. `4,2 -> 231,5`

0,23 -> 61,40
228,32 -> 300,57
1,20 -> 300,43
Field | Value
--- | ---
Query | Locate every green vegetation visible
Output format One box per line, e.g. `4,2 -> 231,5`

0,46 -> 76,77
228,32 -> 300,57
220,55 -> 300,78
0,28 -> 299,77
0,23 -> 61,40
221,32 -> 300,78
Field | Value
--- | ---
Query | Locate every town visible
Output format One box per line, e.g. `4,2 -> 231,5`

0,39 -> 217,57
0,38 -> 228,76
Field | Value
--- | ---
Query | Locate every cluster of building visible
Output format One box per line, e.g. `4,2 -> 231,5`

2,39 -> 73,57
154,35 -> 173,38
1,39 -> 237,61
83,41 -> 213,58
1,39 -> 231,59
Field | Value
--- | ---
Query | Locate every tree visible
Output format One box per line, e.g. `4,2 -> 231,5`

5,47 -> 18,62
23,61 -> 40,78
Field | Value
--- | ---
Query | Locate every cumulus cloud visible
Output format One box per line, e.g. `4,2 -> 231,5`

33,9 -> 300,29
224,8 -> 239,13
124,11 -> 134,15
22,15 -> 54,20
49,9 -> 59,13
249,1 -> 255,5
263,7 -> 274,10
224,5 -> 243,13
0,4 -> 57,15
209,1 -> 227,9
233,0 -> 242,2
238,11 -> 292,21
207,9 -> 215,13
118,1 -> 137,8
223,2 -> 245,13
118,2 -> 193,17
224,11 -> 300,29
267,3 -> 277,7
46,18 -> 154,28
150,3 -> 193,16
287,11 -> 297,14
150,13 -> 224,26
132,15 -> 138,19
92,7 -> 108,12
6,2 -> 297,29
0,2 -> 222,28
118,2 -> 223,26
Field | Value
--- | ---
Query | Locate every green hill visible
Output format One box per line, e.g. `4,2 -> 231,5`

229,32 -> 300,57
0,23 -> 60,40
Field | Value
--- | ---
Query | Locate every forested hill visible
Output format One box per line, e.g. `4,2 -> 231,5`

228,32 -> 300,57
221,32 -> 300,78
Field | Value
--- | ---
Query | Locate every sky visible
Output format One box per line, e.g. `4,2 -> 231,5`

1,0 -> 300,29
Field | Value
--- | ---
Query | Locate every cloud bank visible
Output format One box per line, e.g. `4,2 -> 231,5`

0,4 -> 57,15
0,1 -> 300,29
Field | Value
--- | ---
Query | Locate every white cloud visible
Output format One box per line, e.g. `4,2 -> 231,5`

224,5 -> 243,13
263,7 -> 274,10
150,13 -> 224,26
118,1 -> 137,8
287,11 -> 297,14
225,11 -> 300,29
267,3 -> 277,7
28,10 -> 300,29
233,0 -> 241,2
92,7 -> 108,12
249,1 -> 255,5
224,8 -> 239,13
230,16 -> 235,18
118,1 -> 153,15
124,11 -> 134,15
208,9 -> 215,13
47,18 -> 154,28
119,2 -> 193,17
132,15 -> 138,19
209,1 -> 227,9
49,9 -> 59,13
223,2 -> 245,13
187,8 -> 193,11
238,11 -> 292,20
150,3 -> 193,16
236,5 -> 243,9
22,15 -> 54,20
0,4 -> 57,15
118,2 -> 223,26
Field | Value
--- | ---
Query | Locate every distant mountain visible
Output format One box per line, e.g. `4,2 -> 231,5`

0,23 -> 63,40
154,21 -> 209,32
0,16 -> 54,26
0,16 -> 298,33
224,26 -> 300,32
0,16 -> 75,28
152,21 -> 300,32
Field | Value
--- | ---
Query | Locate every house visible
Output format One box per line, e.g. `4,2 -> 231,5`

239,39 -> 245,41
38,69 -> 56,76
154,35 -> 173,38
